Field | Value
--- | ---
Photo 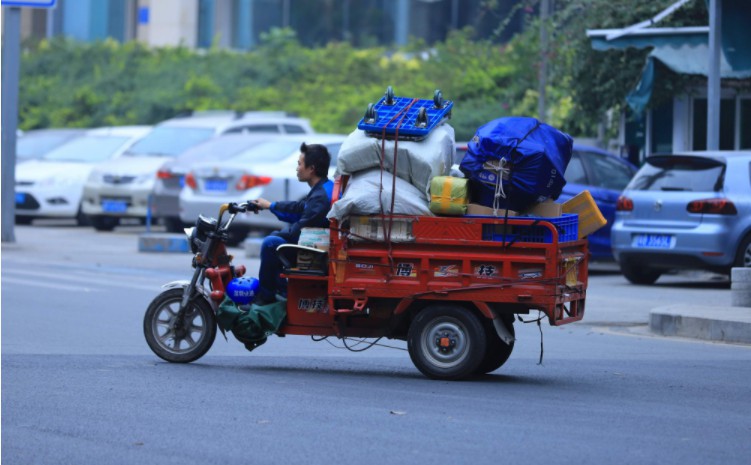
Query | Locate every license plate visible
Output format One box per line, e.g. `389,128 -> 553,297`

204,179 -> 228,192
179,176 -> 185,188
15,192 -> 25,204
633,234 -> 675,249
102,200 -> 128,213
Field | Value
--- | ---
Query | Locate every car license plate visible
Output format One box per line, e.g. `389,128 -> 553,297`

179,176 -> 185,188
15,192 -> 26,204
205,179 -> 228,192
102,200 -> 128,213
633,234 -> 675,249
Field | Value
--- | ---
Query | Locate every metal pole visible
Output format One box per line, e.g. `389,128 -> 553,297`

707,0 -> 721,150
537,0 -> 549,122
1,7 -> 22,243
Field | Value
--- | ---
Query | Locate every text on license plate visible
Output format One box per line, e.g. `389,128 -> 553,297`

102,200 -> 128,213
205,179 -> 228,192
633,234 -> 675,249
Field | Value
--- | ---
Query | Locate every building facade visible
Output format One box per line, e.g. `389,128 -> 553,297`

18,0 -> 525,49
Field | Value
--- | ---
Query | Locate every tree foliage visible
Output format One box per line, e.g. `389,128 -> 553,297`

18,1 -> 710,141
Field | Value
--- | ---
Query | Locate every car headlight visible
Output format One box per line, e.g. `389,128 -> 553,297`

87,170 -> 103,183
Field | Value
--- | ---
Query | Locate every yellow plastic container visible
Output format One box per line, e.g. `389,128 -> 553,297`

562,190 -> 607,239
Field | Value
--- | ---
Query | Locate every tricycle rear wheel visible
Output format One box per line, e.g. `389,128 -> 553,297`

476,319 -> 515,375
407,305 -> 487,380
143,288 -> 217,363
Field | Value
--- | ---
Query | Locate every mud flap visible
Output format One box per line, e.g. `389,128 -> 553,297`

493,317 -> 515,346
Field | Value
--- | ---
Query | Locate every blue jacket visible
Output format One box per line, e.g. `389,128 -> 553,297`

268,178 -> 333,243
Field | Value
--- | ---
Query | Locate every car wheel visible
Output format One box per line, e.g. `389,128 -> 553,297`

620,261 -> 662,285
75,207 -> 90,227
163,217 -> 186,233
735,234 -> 751,268
89,215 -> 119,232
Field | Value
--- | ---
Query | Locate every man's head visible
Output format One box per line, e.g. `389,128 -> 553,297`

296,142 -> 330,185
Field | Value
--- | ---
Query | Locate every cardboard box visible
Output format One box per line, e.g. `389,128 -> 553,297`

349,216 -> 415,242
466,203 -> 518,217
524,199 -> 562,217
562,190 -> 606,239
429,176 -> 469,216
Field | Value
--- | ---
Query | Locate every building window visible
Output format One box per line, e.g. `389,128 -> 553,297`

651,102 -> 673,154
692,98 -> 736,151
741,98 -> 751,150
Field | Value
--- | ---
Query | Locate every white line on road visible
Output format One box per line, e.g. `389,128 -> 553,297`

1,276 -> 102,293
2,268 -> 163,292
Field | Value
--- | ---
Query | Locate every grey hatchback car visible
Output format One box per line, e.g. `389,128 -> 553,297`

611,151 -> 751,284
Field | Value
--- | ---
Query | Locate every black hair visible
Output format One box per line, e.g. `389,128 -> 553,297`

300,142 -> 331,178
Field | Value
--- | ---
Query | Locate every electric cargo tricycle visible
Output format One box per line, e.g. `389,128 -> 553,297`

143,176 -> 588,380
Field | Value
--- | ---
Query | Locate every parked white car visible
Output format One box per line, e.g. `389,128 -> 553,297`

81,111 -> 315,231
179,134 -> 345,243
15,126 -> 151,225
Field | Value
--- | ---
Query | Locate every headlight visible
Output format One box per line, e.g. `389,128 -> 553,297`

190,215 -> 217,254
87,170 -> 103,183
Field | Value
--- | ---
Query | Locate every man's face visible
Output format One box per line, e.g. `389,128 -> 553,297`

296,153 -> 315,182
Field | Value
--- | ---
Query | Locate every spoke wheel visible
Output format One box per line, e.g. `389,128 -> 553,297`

143,288 -> 216,363
408,305 -> 486,380
735,234 -> 751,268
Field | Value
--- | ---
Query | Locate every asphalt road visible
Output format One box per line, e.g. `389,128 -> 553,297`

2,223 -> 750,465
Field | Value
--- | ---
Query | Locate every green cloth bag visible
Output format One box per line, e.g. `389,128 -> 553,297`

216,296 -> 287,351
429,176 -> 469,215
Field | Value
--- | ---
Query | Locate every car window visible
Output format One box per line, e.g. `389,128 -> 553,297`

325,143 -> 342,165
17,133 -> 81,159
565,153 -> 587,184
580,151 -> 634,190
127,126 -> 215,157
244,125 -> 281,133
42,136 -> 132,163
283,124 -> 306,134
230,140 -> 303,163
627,155 -> 725,192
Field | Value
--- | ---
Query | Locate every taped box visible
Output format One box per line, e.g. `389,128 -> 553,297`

466,204 -> 518,217
429,176 -> 469,216
348,216 -> 415,242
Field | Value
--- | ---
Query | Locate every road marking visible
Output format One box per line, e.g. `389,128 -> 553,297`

2,268 -> 163,292
1,276 -> 102,293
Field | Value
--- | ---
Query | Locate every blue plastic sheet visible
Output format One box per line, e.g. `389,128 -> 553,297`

460,117 -> 573,212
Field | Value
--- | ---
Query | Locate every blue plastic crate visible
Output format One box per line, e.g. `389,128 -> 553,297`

357,94 -> 453,140
481,213 -> 578,243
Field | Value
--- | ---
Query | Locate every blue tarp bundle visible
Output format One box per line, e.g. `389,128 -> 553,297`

460,117 -> 573,212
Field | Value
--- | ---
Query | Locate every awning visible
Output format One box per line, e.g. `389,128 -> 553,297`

626,41 -> 751,115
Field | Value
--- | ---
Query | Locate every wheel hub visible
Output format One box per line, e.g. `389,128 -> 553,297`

435,332 -> 457,353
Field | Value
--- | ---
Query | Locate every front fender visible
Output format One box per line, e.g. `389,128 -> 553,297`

161,280 -> 215,309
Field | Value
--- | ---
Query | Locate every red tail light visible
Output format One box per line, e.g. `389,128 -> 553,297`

185,172 -> 197,190
687,198 -> 737,215
236,175 -> 272,190
156,169 -> 172,179
616,196 -> 633,211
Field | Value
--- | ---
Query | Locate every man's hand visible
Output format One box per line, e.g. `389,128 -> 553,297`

252,198 -> 272,210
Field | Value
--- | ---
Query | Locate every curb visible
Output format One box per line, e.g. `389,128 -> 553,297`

138,233 -> 189,253
650,304 -> 751,344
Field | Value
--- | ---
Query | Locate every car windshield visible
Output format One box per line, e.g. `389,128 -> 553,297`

126,126 -> 215,157
229,140 -> 304,164
578,150 -> 634,190
177,137 -> 273,164
627,155 -> 725,192
17,132 -> 82,159
42,136 -> 132,163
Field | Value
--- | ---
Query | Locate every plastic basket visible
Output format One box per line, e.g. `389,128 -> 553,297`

481,213 -> 578,243
357,95 -> 453,140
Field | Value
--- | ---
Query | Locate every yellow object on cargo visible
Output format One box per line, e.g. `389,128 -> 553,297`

562,190 -> 607,239
429,176 -> 469,216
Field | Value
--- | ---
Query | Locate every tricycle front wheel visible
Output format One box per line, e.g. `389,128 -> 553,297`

407,305 -> 487,380
143,288 -> 217,363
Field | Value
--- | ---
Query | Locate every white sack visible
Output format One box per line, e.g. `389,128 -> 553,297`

336,124 -> 455,196
328,169 -> 433,221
